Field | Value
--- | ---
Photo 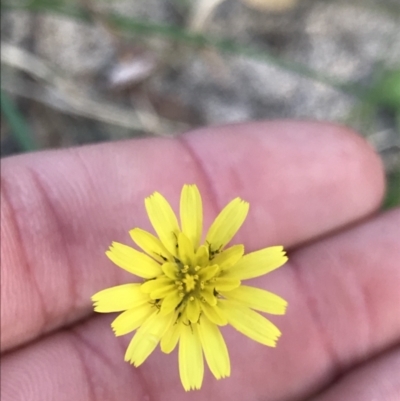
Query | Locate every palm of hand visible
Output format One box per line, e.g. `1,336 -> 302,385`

1,121 -> 399,401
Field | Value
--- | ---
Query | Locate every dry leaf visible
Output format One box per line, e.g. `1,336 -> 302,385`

241,0 -> 297,12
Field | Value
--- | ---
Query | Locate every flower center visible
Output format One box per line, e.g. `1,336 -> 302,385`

182,273 -> 198,292
140,254 -> 222,321
175,264 -> 203,295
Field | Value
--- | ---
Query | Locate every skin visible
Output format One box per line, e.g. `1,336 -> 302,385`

1,120 -> 399,401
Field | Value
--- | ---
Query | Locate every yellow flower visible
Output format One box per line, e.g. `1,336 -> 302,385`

92,184 -> 288,391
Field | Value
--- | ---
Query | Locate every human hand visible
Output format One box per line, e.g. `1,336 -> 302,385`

1,121 -> 399,401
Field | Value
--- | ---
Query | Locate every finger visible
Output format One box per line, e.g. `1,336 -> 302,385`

1,121 -> 384,351
309,346 -> 400,401
2,209 -> 399,401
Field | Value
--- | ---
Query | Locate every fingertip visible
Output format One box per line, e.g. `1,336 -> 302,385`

182,120 -> 386,247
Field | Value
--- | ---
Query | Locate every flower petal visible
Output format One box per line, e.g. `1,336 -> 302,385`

160,320 -> 182,354
178,232 -> 195,266
215,277 -> 241,291
106,242 -> 162,278
149,284 -> 176,300
200,301 -> 227,326
225,246 -> 288,280
92,284 -> 148,312
179,323 -> 204,391
140,277 -> 176,300
186,298 -> 201,323
180,184 -> 203,250
160,292 -> 183,315
211,245 -> 244,270
221,285 -> 288,315
129,228 -> 172,263
219,300 -> 281,347
145,192 -> 180,255
195,245 -> 209,267
198,317 -> 230,379
140,277 -> 173,294
161,262 -> 178,280
205,198 -> 249,252
200,287 -> 217,306
125,311 -> 175,366
111,303 -> 153,336
198,264 -> 219,281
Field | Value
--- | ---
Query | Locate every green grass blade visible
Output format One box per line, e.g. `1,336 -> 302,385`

383,170 -> 400,210
2,0 -> 354,95
1,90 -> 37,152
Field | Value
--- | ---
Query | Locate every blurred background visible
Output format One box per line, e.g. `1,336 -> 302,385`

1,0 -> 399,207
